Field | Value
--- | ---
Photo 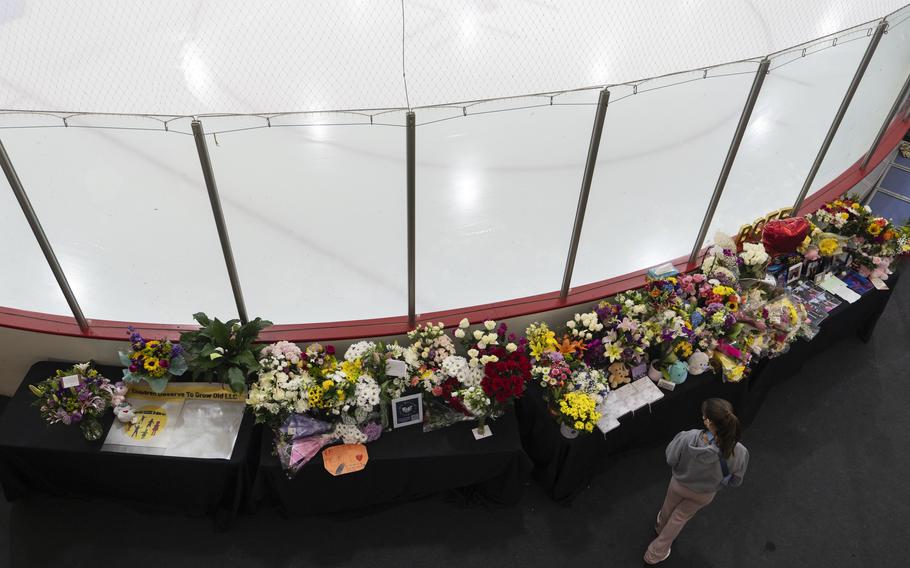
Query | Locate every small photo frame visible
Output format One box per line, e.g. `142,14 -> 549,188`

787,262 -> 803,284
391,394 -> 423,428
803,259 -> 820,282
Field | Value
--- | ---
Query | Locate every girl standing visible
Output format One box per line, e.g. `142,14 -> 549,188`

644,398 -> 749,564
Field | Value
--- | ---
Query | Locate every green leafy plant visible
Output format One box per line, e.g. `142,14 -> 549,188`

179,312 -> 273,392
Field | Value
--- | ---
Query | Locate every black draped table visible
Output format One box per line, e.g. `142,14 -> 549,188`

0,361 -> 259,529
516,271 -> 899,502
253,407 -> 529,515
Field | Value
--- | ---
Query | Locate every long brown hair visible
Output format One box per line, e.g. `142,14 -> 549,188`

702,398 -> 741,459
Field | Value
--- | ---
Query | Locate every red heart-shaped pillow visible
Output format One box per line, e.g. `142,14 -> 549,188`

762,218 -> 810,255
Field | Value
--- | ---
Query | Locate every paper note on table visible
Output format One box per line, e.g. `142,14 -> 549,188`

871,277 -> 889,291
633,378 -> 665,403
323,444 -> 369,476
596,416 -> 621,434
818,275 -> 861,303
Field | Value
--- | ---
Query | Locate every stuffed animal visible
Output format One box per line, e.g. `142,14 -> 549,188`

114,403 -> 137,424
607,362 -> 631,389
111,382 -> 129,407
687,351 -> 710,375
667,361 -> 689,384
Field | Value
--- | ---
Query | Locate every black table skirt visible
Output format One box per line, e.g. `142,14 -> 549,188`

0,362 -> 259,529
253,407 -> 530,516
516,272 -> 899,502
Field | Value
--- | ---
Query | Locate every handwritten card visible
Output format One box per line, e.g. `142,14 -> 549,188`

61,375 -> 81,388
385,359 -> 407,378
323,444 -> 368,476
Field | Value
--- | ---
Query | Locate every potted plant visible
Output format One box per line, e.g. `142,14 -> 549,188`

179,312 -> 272,392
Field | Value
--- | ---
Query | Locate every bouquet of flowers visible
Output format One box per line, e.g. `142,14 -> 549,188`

590,300 -> 654,368
246,341 -> 310,429
29,362 -> 116,440
405,322 -> 456,398
447,318 -> 531,435
119,327 -> 187,393
808,196 -> 869,235
248,340 -> 384,460
644,275 -> 684,307
344,340 -> 413,428
739,241 -> 770,280
557,391 -> 601,436
528,322 -> 609,435
179,312 -> 272,392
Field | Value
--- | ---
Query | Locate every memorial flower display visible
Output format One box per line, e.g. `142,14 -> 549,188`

118,327 -> 187,393
29,362 -> 117,441
527,322 -> 609,434
249,339 -> 386,472
446,319 -> 532,435
807,195 -> 909,273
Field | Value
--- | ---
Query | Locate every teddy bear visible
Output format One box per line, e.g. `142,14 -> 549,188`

114,403 -> 137,424
607,362 -> 631,389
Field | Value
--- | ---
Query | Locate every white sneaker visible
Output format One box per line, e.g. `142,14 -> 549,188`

644,548 -> 671,565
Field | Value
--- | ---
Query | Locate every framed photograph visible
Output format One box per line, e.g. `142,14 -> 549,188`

391,394 -> 423,428
787,262 -> 803,284
803,259 -> 820,282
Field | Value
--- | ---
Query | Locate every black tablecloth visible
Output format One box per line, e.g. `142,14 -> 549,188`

254,407 -> 529,515
0,361 -> 259,529
517,272 -> 899,502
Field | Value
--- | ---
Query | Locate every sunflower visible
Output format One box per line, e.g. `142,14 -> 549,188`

143,358 -> 161,374
725,301 -> 739,312
867,222 -> 883,236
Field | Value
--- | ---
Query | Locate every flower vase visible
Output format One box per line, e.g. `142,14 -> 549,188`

648,363 -> 663,383
473,416 -> 491,439
559,423 -> 579,439
79,417 -> 104,441
475,416 -> 486,435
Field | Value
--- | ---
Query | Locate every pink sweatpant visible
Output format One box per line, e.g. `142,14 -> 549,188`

645,477 -> 716,564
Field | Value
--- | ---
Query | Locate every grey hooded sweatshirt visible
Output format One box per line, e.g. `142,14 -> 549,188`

666,429 -> 749,493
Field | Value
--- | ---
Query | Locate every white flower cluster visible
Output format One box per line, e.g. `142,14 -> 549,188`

354,375 -> 381,408
739,242 -> 769,267
247,367 -> 311,418
567,311 -> 603,340
571,368 -> 610,403
441,355 -> 484,388
344,341 -> 376,362
458,385 -> 491,417
258,341 -> 303,373
408,322 -> 456,368
334,423 -> 367,445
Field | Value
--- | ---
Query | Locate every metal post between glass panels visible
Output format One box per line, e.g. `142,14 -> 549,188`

190,120 -> 249,325
791,20 -> 887,215
560,88 -> 610,300
860,69 -> 910,170
687,58 -> 770,267
0,138 -> 89,333
406,112 -> 416,327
